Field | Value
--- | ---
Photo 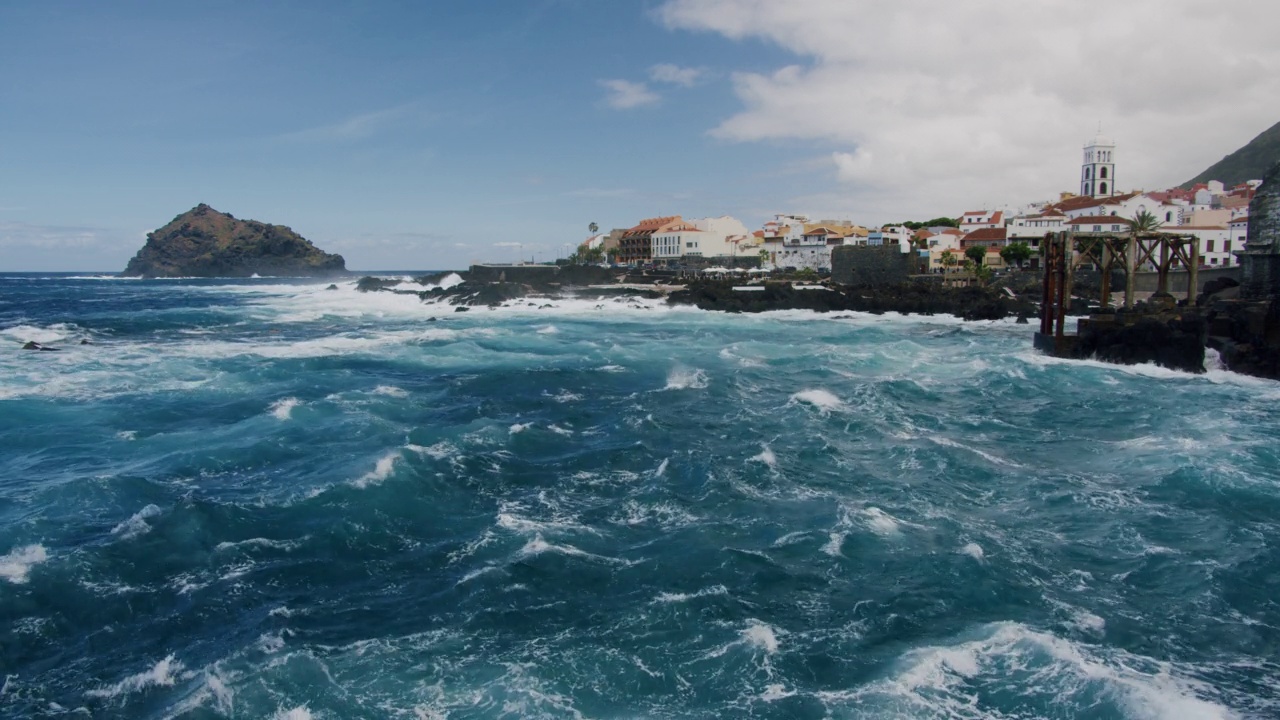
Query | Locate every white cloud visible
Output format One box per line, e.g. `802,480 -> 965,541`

280,103 -> 425,142
650,63 -> 705,87
599,79 -> 660,109
0,222 -> 119,249
658,0 -> 1280,221
565,187 -> 635,198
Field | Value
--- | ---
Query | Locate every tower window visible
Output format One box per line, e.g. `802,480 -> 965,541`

1099,182 -> 1108,194
1100,167 -> 1108,179
1085,182 -> 1092,195
1085,168 -> 1092,179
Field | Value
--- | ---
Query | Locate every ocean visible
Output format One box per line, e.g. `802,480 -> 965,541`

1,273 -> 1279,719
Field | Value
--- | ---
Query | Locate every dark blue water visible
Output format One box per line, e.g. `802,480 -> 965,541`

2,274 -> 1279,718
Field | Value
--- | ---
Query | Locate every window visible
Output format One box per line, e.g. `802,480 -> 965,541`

1093,225 -> 1102,232
1207,240 -> 1215,252
1225,241 -> 1231,253
1165,211 -> 1173,222
1099,182 -> 1108,194
1100,167 -> 1108,179
1085,168 -> 1092,179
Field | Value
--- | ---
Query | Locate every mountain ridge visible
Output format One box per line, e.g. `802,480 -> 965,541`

1181,120 -> 1280,189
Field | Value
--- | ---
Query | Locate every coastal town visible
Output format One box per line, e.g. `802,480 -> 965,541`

573,133 -> 1260,278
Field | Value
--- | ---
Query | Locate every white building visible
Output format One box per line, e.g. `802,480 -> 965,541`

1080,133 -> 1117,199
1176,226 -> 1234,267
959,210 -> 1004,232
691,216 -> 753,258
651,223 -> 708,261
1230,215 -> 1249,262
1007,213 -> 1067,250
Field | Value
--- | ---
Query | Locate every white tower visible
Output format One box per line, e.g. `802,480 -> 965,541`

1080,132 -> 1116,199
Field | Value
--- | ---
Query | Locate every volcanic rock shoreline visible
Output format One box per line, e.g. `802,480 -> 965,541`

356,269 -> 1038,322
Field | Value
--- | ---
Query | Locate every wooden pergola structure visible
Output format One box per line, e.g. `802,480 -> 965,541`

1038,230 -> 1201,351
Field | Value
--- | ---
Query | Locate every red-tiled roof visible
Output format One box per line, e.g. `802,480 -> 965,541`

962,228 -> 1007,242
1054,192 -> 1142,213
1068,216 -> 1134,225
626,215 -> 681,233
1229,216 -> 1249,224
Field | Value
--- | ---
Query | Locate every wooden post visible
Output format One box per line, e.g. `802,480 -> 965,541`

1055,235 -> 1069,339
1157,239 -> 1170,296
1040,236 -> 1055,335
1100,239 -> 1112,308
1188,236 -> 1199,304
1125,233 -> 1136,309
1062,234 -> 1076,332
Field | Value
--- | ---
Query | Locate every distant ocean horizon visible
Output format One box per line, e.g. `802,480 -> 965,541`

2,273 -> 1278,718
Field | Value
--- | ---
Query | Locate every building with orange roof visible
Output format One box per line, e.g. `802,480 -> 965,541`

960,227 -> 1007,250
959,210 -> 1004,232
618,215 -> 680,264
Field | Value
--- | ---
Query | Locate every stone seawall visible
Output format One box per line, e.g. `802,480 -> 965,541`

831,246 -> 915,286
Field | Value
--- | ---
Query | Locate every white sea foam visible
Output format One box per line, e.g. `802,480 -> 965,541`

112,504 -> 162,540
270,397 -> 301,420
789,388 -> 844,412
654,458 -> 669,477
862,507 -> 903,537
116,430 -> 137,441
0,322 -> 79,345
535,325 -> 559,334
821,532 -> 846,557
749,446 -> 777,468
517,534 -> 629,565
0,544 -> 48,584
406,441 -> 457,460
958,542 -> 985,561
612,500 -> 699,529
547,424 -> 574,436
352,452 -> 400,488
930,435 -> 1022,467
372,385 -> 408,397
818,622 -> 1233,720
509,422 -> 532,434
653,585 -> 729,604
759,684 -> 796,702
744,621 -> 781,654
663,366 -> 708,390
86,655 -> 183,699
274,706 -> 313,720
214,537 -> 304,553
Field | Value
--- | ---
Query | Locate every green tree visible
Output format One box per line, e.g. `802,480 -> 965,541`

1000,241 -> 1032,268
1131,210 -> 1162,234
758,248 -> 770,265
588,222 -> 599,235
941,249 -> 957,271
965,245 -> 986,266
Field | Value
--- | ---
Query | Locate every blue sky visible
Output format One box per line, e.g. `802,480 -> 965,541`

3,1 -> 1278,270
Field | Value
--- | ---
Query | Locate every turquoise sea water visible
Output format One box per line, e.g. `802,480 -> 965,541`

2,273 -> 1279,719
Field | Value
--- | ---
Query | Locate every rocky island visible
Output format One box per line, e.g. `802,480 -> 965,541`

123,204 -> 345,277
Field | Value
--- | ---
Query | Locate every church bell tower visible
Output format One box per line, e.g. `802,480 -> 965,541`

1080,132 -> 1116,199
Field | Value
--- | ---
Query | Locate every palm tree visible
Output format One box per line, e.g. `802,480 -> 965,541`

1131,210 -> 1162,234
588,222 -> 599,235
